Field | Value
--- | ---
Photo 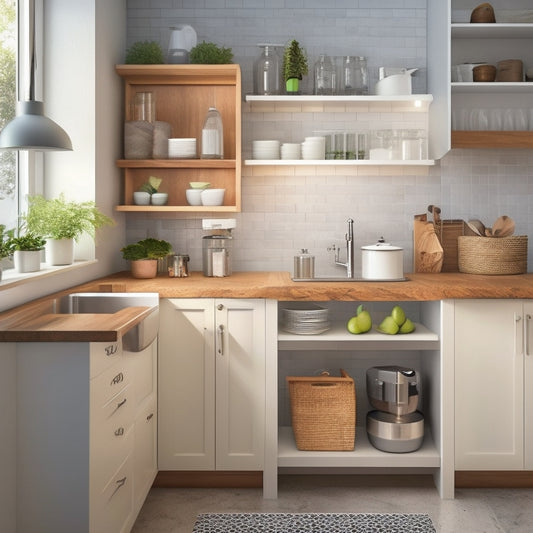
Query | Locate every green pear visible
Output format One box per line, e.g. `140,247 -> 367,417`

391,305 -> 406,326
377,315 -> 400,335
399,318 -> 416,334
347,304 -> 372,334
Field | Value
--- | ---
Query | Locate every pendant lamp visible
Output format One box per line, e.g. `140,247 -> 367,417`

0,0 -> 72,151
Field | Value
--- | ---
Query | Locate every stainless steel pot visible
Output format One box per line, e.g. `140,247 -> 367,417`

366,410 -> 424,453
361,238 -> 403,280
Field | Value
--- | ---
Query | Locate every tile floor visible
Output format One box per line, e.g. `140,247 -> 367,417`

131,475 -> 533,533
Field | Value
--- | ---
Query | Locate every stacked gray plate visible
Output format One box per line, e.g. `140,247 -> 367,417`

281,302 -> 329,335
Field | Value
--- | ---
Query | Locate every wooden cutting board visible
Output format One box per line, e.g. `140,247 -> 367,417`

413,213 -> 444,273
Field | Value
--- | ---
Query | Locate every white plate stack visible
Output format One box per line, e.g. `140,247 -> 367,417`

168,138 -> 197,158
301,136 -> 326,160
252,140 -> 280,160
281,302 -> 330,335
281,143 -> 302,160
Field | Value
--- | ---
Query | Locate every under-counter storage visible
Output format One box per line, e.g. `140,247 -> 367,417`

266,300 -> 453,499
115,65 -> 241,212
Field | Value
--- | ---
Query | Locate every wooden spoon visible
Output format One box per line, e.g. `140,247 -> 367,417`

492,215 -> 515,238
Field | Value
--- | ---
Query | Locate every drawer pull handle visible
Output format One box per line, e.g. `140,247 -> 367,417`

111,372 -> 124,385
105,344 -> 118,356
217,324 -> 224,355
114,427 -> 125,436
147,413 -> 154,421
526,314 -> 532,356
110,476 -> 128,499
116,398 -> 127,410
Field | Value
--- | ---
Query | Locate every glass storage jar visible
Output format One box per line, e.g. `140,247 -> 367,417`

201,106 -> 223,159
253,44 -> 281,95
314,54 -> 336,95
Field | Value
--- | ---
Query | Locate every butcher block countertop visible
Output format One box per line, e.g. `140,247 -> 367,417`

1,270 -> 533,342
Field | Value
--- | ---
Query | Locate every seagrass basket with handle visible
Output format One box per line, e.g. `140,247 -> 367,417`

287,369 -> 356,451
457,235 -> 528,275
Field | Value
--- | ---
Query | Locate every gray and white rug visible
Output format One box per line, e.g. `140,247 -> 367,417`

192,512 -> 436,532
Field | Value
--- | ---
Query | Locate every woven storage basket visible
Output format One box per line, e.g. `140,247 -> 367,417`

458,235 -> 528,275
287,369 -> 356,451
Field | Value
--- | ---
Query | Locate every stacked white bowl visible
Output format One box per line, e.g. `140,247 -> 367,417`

280,143 -> 302,160
252,140 -> 280,160
301,136 -> 326,160
168,138 -> 197,158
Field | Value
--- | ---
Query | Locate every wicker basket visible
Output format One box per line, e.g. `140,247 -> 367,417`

458,235 -> 528,275
287,369 -> 356,451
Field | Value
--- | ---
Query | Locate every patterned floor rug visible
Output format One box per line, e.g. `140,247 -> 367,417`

192,512 -> 436,532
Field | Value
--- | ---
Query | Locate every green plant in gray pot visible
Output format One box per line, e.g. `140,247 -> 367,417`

24,194 -> 115,266
282,39 -> 308,94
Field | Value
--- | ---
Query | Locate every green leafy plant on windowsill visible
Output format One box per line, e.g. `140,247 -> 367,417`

24,194 -> 115,241
6,232 -> 46,252
189,41 -> 233,64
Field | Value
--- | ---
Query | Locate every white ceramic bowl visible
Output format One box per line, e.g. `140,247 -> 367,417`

151,192 -> 168,206
186,189 -> 203,206
133,191 -> 151,205
201,188 -> 225,206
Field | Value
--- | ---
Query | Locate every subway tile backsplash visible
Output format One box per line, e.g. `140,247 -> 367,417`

125,1 -> 533,274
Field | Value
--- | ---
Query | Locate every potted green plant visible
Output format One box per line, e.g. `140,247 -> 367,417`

134,175 -> 168,206
189,41 -> 233,64
121,237 -> 173,278
125,40 -> 165,64
282,39 -> 308,94
6,226 -> 46,273
24,194 -> 115,266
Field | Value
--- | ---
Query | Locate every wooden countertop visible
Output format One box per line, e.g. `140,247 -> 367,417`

1,270 -> 533,342
79,270 -> 533,301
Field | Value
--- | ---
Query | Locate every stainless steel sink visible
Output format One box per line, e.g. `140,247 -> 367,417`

59,292 -> 159,352
292,277 -> 409,282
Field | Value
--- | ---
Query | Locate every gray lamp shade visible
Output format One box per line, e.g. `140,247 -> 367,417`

0,101 -> 72,151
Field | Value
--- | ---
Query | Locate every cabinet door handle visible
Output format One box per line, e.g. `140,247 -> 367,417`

110,372 -> 124,386
526,314 -> 532,356
105,344 -> 118,356
116,398 -> 127,410
147,413 -> 154,421
114,427 -> 125,436
110,476 -> 127,499
217,324 -> 224,355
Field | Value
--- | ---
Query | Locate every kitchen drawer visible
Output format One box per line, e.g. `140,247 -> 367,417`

90,340 -> 123,378
125,341 -> 156,409
90,453 -> 134,533
133,395 -> 157,509
91,360 -> 131,406
92,384 -> 133,430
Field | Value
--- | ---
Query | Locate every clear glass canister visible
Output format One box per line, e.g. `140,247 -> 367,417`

201,106 -> 223,159
341,56 -> 368,95
202,235 -> 232,277
253,44 -> 281,95
314,54 -> 336,95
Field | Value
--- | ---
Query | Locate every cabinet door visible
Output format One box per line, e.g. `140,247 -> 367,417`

215,299 -> 265,470
454,299 -> 524,470
158,298 -> 216,470
524,302 -> 533,470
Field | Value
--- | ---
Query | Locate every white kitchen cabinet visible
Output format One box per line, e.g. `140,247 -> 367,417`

16,339 -> 157,533
428,0 -> 533,149
267,300 -> 455,499
158,298 -> 275,472
454,299 -> 533,470
244,95 -> 435,165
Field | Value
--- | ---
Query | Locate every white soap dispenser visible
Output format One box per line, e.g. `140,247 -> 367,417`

201,107 -> 223,159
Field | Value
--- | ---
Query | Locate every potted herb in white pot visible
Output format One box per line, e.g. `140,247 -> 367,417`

6,228 -> 46,273
24,194 -> 115,265
121,238 -> 172,279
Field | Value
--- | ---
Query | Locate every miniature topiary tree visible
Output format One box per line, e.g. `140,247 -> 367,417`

282,39 -> 308,94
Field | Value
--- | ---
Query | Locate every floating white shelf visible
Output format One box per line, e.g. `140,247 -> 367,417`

245,159 -> 435,166
278,322 -> 439,351
451,82 -> 533,94
278,426 -> 440,469
451,23 -> 533,39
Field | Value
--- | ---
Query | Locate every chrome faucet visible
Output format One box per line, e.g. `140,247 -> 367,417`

332,218 -> 356,278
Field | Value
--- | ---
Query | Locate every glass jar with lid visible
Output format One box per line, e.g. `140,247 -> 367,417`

314,54 -> 336,95
253,44 -> 282,95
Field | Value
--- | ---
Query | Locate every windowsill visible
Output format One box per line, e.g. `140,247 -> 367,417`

0,260 -> 97,292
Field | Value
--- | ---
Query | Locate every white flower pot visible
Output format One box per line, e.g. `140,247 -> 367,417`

46,238 -> 74,266
13,250 -> 42,273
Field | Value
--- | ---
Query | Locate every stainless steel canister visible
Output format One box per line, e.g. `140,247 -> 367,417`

168,254 -> 190,277
202,235 -> 232,277
294,249 -> 315,279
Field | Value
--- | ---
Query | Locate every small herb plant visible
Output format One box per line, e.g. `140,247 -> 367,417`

7,232 -> 46,252
282,39 -> 308,82
24,194 -> 115,241
121,238 -> 172,261
139,176 -> 162,195
189,41 -> 233,64
125,41 -> 165,64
